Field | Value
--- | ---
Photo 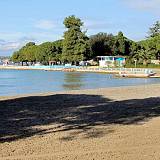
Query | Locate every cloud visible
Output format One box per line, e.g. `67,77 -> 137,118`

0,37 -> 35,52
34,20 -> 56,30
0,31 -> 63,56
123,0 -> 160,14
0,42 -> 21,51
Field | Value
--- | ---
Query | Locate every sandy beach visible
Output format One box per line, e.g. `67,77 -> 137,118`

0,84 -> 160,160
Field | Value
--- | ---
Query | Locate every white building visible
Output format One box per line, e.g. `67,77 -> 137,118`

98,56 -> 125,67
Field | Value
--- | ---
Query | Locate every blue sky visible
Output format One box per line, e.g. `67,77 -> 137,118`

0,0 -> 160,56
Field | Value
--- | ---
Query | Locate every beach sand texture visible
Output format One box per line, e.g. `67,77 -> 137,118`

0,84 -> 160,160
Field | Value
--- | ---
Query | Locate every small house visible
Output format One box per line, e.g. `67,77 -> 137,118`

3,59 -> 10,66
98,56 -> 125,67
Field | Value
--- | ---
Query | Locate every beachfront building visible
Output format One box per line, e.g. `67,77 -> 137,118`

98,56 -> 125,67
3,59 -> 10,66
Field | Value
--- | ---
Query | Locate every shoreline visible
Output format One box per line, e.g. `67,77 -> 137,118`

1,65 -> 160,73
0,83 -> 159,100
1,65 -> 160,79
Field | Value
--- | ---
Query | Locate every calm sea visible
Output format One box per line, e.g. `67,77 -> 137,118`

0,69 -> 160,96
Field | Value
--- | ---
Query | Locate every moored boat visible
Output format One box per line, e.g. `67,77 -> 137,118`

117,70 -> 156,78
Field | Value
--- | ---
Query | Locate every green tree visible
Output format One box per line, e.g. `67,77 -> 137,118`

11,42 -> 37,65
39,42 -> 56,64
38,40 -> 63,64
24,45 -> 37,63
140,34 -> 160,60
134,48 -> 155,65
148,21 -> 160,38
11,40 -> 63,65
113,31 -> 127,56
11,51 -> 20,63
52,40 -> 63,62
62,15 -> 89,64
25,42 -> 36,47
89,33 -> 115,58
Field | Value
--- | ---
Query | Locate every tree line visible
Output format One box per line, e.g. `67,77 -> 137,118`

11,15 -> 160,66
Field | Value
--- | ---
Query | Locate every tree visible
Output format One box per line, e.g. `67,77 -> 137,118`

11,40 -> 63,65
62,15 -> 89,64
148,21 -> 160,38
25,42 -> 36,47
11,42 -> 37,65
11,51 -> 20,63
51,40 -> 63,62
38,40 -> 63,64
128,34 -> 160,65
113,31 -> 126,56
24,45 -> 37,63
39,42 -> 56,64
140,34 -> 160,60
89,33 -> 115,58
134,48 -> 155,65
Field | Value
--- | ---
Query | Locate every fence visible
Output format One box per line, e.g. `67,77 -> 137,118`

77,67 -> 154,74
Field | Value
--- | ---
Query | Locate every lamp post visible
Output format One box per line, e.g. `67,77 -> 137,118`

134,59 -> 137,68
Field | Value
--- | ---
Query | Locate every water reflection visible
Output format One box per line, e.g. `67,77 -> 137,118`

63,72 -> 84,90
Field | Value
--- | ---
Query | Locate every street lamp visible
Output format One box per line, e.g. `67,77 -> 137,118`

134,59 -> 137,68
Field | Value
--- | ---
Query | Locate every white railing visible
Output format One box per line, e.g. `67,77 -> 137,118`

77,67 -> 154,74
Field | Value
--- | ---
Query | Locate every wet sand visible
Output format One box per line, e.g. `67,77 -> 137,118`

0,84 -> 160,160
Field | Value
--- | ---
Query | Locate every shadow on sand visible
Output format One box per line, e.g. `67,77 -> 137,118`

0,94 -> 160,143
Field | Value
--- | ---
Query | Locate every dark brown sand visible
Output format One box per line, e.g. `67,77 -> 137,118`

0,84 -> 160,160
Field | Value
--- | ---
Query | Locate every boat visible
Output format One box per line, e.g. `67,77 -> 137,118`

117,70 -> 156,78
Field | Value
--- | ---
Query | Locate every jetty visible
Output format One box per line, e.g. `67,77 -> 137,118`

116,68 -> 156,78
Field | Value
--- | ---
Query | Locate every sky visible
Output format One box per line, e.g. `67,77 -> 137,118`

0,0 -> 160,56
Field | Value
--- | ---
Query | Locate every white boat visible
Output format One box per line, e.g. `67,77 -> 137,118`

117,70 -> 156,78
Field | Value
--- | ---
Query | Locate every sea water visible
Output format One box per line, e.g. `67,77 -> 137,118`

0,69 -> 160,96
